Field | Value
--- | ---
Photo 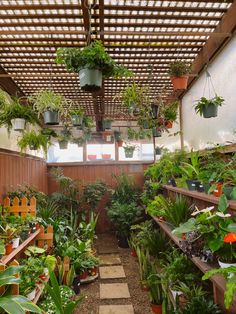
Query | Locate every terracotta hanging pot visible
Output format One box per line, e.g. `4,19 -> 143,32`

171,75 -> 188,90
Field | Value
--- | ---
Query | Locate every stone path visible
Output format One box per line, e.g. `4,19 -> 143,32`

98,239 -> 134,314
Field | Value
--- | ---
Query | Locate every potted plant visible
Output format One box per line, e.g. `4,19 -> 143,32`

194,95 -> 224,118
58,125 -> 72,149
17,130 -> 49,156
102,119 -> 112,130
0,98 -> 38,132
0,225 -> 17,255
168,60 -> 191,90
56,40 -> 132,91
163,101 -> 179,129
147,266 -> 163,314
72,136 -> 85,147
102,131 -> 113,142
123,143 -> 136,158
179,150 -> 201,191
114,130 -> 123,147
152,127 -> 162,138
29,89 -> 69,125
69,108 -> 84,126
155,146 -> 162,155
174,296 -> 222,314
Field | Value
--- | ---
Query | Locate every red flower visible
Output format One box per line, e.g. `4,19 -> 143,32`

224,233 -> 236,243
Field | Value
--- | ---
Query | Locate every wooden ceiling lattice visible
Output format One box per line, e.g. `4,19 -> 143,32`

0,0 -> 233,120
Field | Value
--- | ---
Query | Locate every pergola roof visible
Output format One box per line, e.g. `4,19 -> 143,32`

0,0 -> 234,121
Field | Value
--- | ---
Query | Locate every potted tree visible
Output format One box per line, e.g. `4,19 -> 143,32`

168,60 -> 191,90
0,98 -> 38,132
56,40 -> 132,92
194,95 -> 224,119
29,89 -> 69,125
17,130 -> 49,156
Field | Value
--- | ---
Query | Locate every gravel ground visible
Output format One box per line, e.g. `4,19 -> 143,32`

75,235 -> 152,314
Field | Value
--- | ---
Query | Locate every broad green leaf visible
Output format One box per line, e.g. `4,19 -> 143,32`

12,296 -> 42,313
0,277 -> 21,286
172,218 -> 196,236
0,297 -> 25,314
207,236 -> 223,252
230,187 -> 236,200
218,195 -> 228,212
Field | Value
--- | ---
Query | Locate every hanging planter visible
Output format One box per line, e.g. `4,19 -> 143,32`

165,120 -> 173,129
56,41 -> 132,92
155,147 -> 162,155
43,110 -> 59,125
102,131 -> 113,142
152,128 -> 162,138
123,145 -> 135,158
70,108 -> 84,126
150,104 -> 159,119
11,118 -> 26,131
168,60 -> 191,91
59,140 -> 68,149
194,96 -> 224,119
102,119 -> 112,130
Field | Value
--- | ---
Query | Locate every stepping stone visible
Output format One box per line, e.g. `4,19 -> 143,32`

99,305 -> 134,314
100,283 -> 130,299
99,255 -> 121,266
97,245 -> 118,254
99,266 -> 126,279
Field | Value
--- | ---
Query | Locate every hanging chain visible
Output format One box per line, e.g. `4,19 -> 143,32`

48,33 -> 53,90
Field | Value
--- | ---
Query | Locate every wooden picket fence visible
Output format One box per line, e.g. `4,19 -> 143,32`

3,196 -> 36,217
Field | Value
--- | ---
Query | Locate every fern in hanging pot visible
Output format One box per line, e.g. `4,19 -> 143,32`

168,60 -> 191,90
123,143 -> 136,158
69,108 -> 84,127
56,40 -> 133,92
58,125 -> 73,150
194,95 -> 224,119
29,89 -> 70,125
17,130 -> 49,156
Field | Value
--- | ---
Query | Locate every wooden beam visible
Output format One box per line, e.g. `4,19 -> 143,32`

81,0 -> 91,44
0,67 -> 24,97
179,0 -> 236,99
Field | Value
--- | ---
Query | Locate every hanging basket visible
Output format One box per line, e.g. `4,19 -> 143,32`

152,128 -> 162,137
117,140 -> 123,147
71,115 -> 83,126
150,104 -> 159,119
155,147 -> 162,155
202,104 -> 218,118
171,76 -> 188,90
79,68 -> 102,92
124,147 -> 135,158
11,118 -> 26,131
43,110 -> 59,125
59,140 -> 68,149
103,120 -> 112,130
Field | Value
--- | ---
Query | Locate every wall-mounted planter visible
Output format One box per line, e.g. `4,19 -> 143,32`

79,68 -> 102,92
202,104 -> 218,118
43,110 -> 59,125
171,75 -> 188,90
71,115 -> 83,126
11,118 -> 26,131
59,140 -> 68,149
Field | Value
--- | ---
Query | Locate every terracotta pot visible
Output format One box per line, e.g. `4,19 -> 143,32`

117,140 -> 123,147
212,182 -> 223,197
87,154 -> 97,160
151,303 -> 162,314
80,271 -> 88,280
165,120 -> 173,129
5,243 -> 13,255
171,75 -> 188,90
102,154 -> 111,160
89,266 -> 98,276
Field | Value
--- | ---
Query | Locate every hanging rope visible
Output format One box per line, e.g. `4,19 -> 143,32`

202,70 -> 217,99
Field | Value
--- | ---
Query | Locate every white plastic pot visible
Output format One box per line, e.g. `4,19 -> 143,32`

12,237 -> 20,249
218,260 -> 236,278
11,118 -> 26,131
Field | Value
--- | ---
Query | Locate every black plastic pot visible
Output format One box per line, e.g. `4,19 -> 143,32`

202,104 -> 218,118
71,115 -> 83,126
168,179 -> 177,187
195,181 -> 205,192
72,275 -> 81,295
150,104 -> 159,119
43,110 -> 59,125
79,68 -> 102,91
117,236 -> 129,248
186,180 -> 198,191
155,147 -> 162,155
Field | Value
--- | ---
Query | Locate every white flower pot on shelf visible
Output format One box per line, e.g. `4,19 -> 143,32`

12,237 -> 20,248
11,118 -> 26,131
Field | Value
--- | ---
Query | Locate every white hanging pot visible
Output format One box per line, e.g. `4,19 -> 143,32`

12,237 -> 20,249
11,118 -> 26,131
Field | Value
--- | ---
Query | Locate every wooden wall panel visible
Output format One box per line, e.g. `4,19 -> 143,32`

47,162 -> 151,233
0,150 -> 48,201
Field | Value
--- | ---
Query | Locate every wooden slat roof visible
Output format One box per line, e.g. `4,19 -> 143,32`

0,0 -> 233,120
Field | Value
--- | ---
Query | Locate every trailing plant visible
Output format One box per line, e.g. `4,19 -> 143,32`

17,130 -> 49,156
56,40 -> 132,78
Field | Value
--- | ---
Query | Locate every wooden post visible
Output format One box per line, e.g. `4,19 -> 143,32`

10,260 -> 19,295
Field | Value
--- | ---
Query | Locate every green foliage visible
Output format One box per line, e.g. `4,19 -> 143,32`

147,264 -> 163,305
194,96 -> 224,116
29,89 -> 69,115
127,128 -> 152,140
17,130 -> 49,156
0,98 -> 39,132
163,101 -> 179,122
82,181 -> 108,210
111,173 -> 140,204
168,60 -> 191,77
175,296 -> 222,314
56,40 -> 132,78
179,150 -> 200,180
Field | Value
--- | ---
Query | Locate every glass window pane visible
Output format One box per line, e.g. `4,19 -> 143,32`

47,143 -> 83,162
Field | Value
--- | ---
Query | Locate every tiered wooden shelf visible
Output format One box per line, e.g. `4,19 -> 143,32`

163,185 -> 236,210
0,229 -> 40,264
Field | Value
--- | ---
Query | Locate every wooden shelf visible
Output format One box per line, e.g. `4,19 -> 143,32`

33,276 -> 49,304
0,229 -> 41,264
153,218 -> 227,293
163,185 -> 236,210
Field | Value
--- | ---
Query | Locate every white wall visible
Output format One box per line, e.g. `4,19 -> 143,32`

182,33 -> 236,151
